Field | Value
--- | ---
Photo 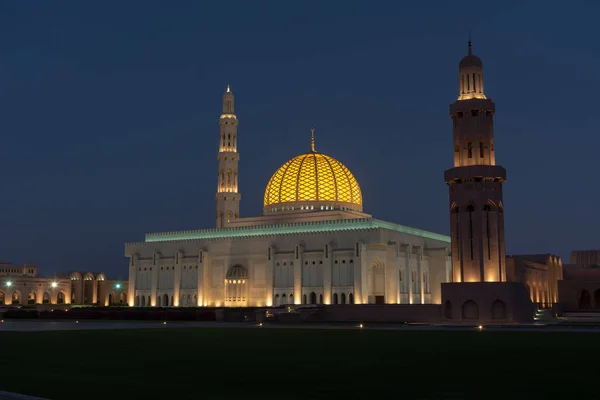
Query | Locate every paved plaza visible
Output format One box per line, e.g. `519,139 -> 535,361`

1,319 -> 600,333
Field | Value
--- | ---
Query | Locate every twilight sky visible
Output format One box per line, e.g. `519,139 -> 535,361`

1,1 -> 598,278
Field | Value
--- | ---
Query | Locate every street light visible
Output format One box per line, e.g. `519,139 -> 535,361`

115,283 -> 121,289
6,281 -> 12,287
51,282 -> 57,288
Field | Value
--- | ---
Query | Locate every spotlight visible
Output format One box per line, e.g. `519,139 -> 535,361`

359,323 -> 364,329
51,282 -> 57,288
5,281 -> 11,287
478,325 -> 483,330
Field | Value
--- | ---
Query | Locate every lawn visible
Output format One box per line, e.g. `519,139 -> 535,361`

0,327 -> 597,399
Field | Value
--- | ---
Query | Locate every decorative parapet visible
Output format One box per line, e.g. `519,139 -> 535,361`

140,218 -> 450,244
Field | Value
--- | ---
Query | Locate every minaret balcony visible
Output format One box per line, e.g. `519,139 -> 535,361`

444,165 -> 506,184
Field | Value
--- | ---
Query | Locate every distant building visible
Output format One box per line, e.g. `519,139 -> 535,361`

570,250 -> 600,268
0,261 -> 127,306
558,250 -> 600,311
506,254 -> 563,307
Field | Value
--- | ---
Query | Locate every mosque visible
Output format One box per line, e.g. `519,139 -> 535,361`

124,43 -> 563,321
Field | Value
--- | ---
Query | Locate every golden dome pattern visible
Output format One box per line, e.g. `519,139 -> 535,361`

263,151 -> 363,211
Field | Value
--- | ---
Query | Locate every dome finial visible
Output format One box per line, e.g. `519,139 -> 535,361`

310,127 -> 315,152
468,29 -> 472,55
226,84 -> 231,93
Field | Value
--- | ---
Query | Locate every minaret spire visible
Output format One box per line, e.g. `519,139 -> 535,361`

310,127 -> 315,152
215,84 -> 241,228
446,42 -> 507,283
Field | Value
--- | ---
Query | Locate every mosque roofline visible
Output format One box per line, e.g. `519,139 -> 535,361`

140,218 -> 450,244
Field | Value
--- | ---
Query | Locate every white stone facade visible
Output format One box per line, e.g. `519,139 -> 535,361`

125,217 -> 451,307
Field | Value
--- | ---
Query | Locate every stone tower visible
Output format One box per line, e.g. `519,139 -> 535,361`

215,85 -> 241,228
445,41 -> 507,283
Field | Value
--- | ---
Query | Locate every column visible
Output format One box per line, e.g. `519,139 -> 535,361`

353,242 -> 362,304
266,246 -> 275,306
395,243 -> 401,304
197,249 -> 207,306
128,253 -> 137,307
174,251 -> 183,306
405,245 -> 413,304
294,245 -> 303,304
323,242 -> 332,304
360,244 -> 368,303
151,252 -> 160,306
417,246 -> 425,304
92,279 -> 98,305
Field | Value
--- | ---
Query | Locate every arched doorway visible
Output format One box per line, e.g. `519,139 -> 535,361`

367,261 -> 385,304
579,290 -> 591,309
12,291 -> 21,305
319,294 -> 323,304
281,294 -> 287,306
274,294 -> 279,307
348,293 -> 354,304
135,296 -> 140,307
225,265 -> 249,307
42,292 -> 50,304
594,289 -> 600,309
108,293 -> 114,305
340,293 -> 346,304
57,292 -> 65,304
309,292 -> 317,305
333,293 -> 338,304
491,300 -> 507,320
0,291 -> 5,305
141,296 -> 146,307
444,300 -> 453,319
28,291 -> 36,305
120,292 -> 127,304
162,294 -> 169,307
461,300 -> 479,320
288,294 -> 293,305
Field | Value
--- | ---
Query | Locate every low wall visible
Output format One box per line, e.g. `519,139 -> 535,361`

2,308 -> 216,321
312,304 -> 442,323
442,282 -> 534,323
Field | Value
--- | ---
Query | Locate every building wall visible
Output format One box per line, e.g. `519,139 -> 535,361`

558,264 -> 600,311
505,254 -> 562,307
126,227 -> 451,308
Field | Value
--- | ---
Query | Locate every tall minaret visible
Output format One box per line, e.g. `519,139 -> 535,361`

215,84 -> 241,228
445,41 -> 507,283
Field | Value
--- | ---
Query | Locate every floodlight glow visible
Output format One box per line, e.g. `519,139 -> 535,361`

51,282 -> 57,288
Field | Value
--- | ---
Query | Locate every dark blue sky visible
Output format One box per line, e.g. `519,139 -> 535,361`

1,1 -> 598,278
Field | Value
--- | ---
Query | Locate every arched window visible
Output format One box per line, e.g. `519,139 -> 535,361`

340,293 -> 346,304
484,204 -> 492,260
274,294 -> 280,307
466,205 -> 475,260
348,293 -> 354,304
444,300 -> 452,319
310,292 -> 317,305
579,290 -> 591,309
57,292 -> 65,304
319,294 -> 323,304
288,294 -> 293,304
333,293 -> 338,305
491,300 -> 507,320
302,294 -> 307,304
43,292 -> 50,304
461,300 -> 479,320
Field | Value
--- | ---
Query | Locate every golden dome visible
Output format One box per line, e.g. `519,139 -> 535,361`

263,151 -> 363,213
